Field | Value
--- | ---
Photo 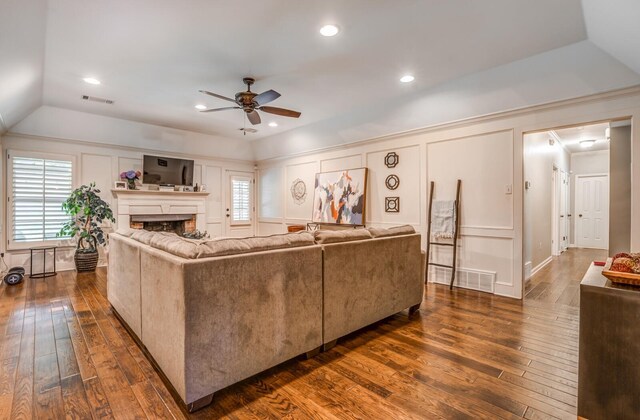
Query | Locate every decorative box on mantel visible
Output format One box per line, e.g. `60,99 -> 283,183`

111,189 -> 209,234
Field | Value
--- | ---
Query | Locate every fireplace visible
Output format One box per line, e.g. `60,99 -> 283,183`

129,214 -> 196,235
111,189 -> 209,234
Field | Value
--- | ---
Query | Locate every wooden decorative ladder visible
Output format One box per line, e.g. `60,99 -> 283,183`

425,179 -> 462,290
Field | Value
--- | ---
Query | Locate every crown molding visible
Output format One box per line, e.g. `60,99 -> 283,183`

257,84 -> 640,164
3,131 -> 254,165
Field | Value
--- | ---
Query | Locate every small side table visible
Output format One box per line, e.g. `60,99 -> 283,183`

29,246 -> 58,278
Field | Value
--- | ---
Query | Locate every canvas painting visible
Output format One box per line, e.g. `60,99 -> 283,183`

312,168 -> 368,225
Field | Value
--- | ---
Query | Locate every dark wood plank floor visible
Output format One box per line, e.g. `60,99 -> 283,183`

0,249 -> 599,419
525,248 -> 607,308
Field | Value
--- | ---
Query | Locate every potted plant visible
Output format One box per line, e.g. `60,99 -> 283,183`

58,183 -> 115,272
120,170 -> 141,190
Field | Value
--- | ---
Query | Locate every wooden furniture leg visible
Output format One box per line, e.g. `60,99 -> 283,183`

409,303 -> 421,316
187,393 -> 214,413
304,346 -> 322,359
322,340 -> 338,352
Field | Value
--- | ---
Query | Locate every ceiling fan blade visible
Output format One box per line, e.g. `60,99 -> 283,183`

246,110 -> 261,125
200,106 -> 240,113
259,106 -> 301,118
254,89 -> 281,106
199,90 -> 237,104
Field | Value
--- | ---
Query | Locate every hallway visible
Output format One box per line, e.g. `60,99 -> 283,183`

525,248 -> 608,307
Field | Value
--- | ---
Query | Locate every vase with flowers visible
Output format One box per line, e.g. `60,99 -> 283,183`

120,170 -> 141,190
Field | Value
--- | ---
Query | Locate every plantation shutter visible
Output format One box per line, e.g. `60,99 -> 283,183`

11,156 -> 73,243
230,176 -> 252,225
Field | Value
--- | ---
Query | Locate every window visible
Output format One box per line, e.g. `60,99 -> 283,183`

9,153 -> 74,245
230,175 -> 252,225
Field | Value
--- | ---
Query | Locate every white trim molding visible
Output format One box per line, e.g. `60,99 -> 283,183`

531,256 -> 553,278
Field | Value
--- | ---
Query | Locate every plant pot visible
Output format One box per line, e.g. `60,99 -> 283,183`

75,249 -> 99,272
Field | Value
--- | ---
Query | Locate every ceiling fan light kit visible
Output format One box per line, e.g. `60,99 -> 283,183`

199,77 -> 301,126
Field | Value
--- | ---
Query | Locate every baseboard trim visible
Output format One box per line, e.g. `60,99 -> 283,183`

524,261 -> 533,281
531,256 -> 553,277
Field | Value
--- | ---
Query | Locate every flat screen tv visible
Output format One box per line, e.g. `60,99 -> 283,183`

142,155 -> 194,186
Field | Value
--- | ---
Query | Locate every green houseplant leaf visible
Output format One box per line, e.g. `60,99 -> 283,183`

58,182 -> 116,252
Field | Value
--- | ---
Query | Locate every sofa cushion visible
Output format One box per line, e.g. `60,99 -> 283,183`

195,231 -> 315,258
367,225 -> 416,238
115,227 -> 135,238
130,229 -> 158,245
123,229 -> 315,259
149,232 -> 200,258
314,229 -> 372,244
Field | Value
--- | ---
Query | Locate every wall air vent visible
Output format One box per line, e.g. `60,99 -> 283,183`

81,95 -> 114,105
429,266 -> 496,293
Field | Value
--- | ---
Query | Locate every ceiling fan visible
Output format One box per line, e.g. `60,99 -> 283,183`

198,77 -> 301,125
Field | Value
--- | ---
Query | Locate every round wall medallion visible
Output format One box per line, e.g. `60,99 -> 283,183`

384,152 -> 399,168
385,174 -> 400,190
290,178 -> 307,205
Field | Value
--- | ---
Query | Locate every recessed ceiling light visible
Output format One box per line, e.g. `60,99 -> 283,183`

580,139 -> 596,148
83,77 -> 101,85
268,122 -> 278,127
320,24 -> 339,37
400,75 -> 415,83
194,104 -> 207,110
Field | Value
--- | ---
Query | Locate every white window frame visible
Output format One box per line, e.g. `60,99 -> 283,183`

229,174 -> 253,227
6,150 -> 77,250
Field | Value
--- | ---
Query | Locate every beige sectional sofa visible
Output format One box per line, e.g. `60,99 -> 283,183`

108,225 -> 423,412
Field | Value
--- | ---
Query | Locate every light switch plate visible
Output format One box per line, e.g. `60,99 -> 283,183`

505,184 -> 512,194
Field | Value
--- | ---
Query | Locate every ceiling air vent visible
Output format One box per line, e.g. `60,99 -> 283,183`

81,95 -> 114,105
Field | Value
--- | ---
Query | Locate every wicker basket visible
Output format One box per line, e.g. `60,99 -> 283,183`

602,258 -> 640,287
75,249 -> 99,272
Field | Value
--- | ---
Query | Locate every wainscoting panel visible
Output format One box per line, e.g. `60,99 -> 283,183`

366,145 -> 421,226
259,166 -> 283,219
320,154 -> 363,172
284,161 -> 318,221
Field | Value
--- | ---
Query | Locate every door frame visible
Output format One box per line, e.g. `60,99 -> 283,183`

551,167 -> 560,256
224,170 -> 256,236
575,173 -> 609,249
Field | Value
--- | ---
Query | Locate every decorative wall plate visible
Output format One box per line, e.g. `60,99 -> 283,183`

385,197 -> 400,213
385,174 -> 400,190
384,152 -> 399,168
290,178 -> 307,205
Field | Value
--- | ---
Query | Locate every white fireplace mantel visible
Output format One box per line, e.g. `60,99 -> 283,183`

111,189 -> 209,231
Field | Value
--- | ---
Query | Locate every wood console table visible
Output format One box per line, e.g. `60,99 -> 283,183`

578,262 -> 640,418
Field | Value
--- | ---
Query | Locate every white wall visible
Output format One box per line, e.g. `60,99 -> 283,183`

257,87 -> 640,299
258,128 -> 517,297
523,132 -> 570,276
0,133 -> 253,273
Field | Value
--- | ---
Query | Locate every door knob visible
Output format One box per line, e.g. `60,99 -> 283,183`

579,214 -> 583,217
560,215 -> 564,218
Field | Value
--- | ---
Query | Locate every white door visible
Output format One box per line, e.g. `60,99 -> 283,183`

225,171 -> 255,237
576,175 -> 609,249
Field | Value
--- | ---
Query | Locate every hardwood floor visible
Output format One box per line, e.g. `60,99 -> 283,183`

525,248 -> 607,307
0,251 -> 598,419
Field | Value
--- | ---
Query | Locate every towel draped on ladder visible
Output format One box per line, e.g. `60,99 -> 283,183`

431,200 -> 456,240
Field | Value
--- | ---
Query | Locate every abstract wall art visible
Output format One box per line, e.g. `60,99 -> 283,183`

312,168 -> 368,225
